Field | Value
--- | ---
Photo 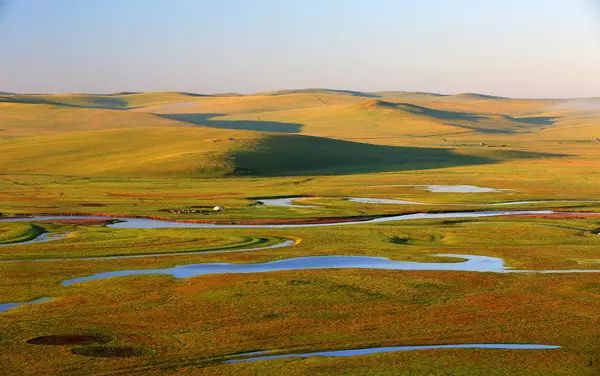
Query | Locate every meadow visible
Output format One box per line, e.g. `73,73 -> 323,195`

0,89 -> 599,375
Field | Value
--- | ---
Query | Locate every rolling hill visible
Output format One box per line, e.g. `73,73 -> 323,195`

0,91 -> 207,109
0,126 -> 497,178
156,98 -> 560,145
0,89 -> 595,179
0,102 -> 183,138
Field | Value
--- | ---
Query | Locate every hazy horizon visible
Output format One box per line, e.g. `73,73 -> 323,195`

1,0 -> 599,98
3,88 -> 600,101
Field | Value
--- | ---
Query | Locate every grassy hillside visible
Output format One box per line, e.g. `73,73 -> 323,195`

139,92 -> 364,115
0,127 -> 259,178
231,134 -> 496,176
0,102 -> 184,138
375,91 -> 557,115
0,128 -> 479,178
0,93 -> 129,109
159,99 -> 559,146
0,88 -> 597,179
0,125 -> 565,179
0,89 -> 600,177
0,91 -> 205,109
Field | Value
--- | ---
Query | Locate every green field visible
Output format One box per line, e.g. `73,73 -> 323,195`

1,90 -> 599,375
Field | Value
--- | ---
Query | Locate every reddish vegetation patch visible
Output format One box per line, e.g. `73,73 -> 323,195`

71,345 -> 146,357
26,334 -> 110,346
517,212 -> 600,219
77,203 -> 107,207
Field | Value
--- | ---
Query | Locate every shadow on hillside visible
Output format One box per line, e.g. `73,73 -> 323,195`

395,102 -> 557,133
513,116 -> 558,126
325,89 -> 381,98
0,96 -> 129,109
229,134 -> 567,176
77,96 -> 129,109
160,113 -> 303,133
397,102 -> 487,122
381,102 -> 513,134
0,93 -> 211,110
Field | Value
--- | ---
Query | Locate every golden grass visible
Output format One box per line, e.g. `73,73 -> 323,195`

0,127 -> 261,177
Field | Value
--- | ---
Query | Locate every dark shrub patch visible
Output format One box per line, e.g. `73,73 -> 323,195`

27,334 -> 110,346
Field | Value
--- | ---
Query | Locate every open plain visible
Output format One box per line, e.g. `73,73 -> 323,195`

1,89 -> 599,375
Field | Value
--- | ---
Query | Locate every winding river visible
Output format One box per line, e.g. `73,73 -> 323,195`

2,209 -> 598,314
5,252 -> 595,313
61,253 -> 600,287
257,197 -> 318,208
225,343 -> 561,363
0,210 -> 555,230
4,249 -> 598,313
0,297 -> 52,313
0,232 -> 67,247
345,197 -> 424,205
1,196 -> 593,368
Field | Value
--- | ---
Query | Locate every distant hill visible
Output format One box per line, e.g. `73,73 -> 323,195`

0,88 -> 591,179
259,88 -> 380,98
189,99 -> 556,142
0,92 -> 208,110
139,91 -> 364,115
0,102 -> 183,138
452,93 -> 508,100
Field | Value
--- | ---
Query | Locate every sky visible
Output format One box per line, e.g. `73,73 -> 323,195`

1,0 -> 599,98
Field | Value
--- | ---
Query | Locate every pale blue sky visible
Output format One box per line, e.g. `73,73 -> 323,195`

1,0 -> 599,97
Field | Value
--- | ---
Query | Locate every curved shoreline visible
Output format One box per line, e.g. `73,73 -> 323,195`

0,297 -> 52,313
61,253 -> 600,286
225,343 -> 561,363
0,238 -> 297,263
0,210 -> 568,229
0,232 -> 68,247
5,252 -> 598,314
257,197 -> 318,208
